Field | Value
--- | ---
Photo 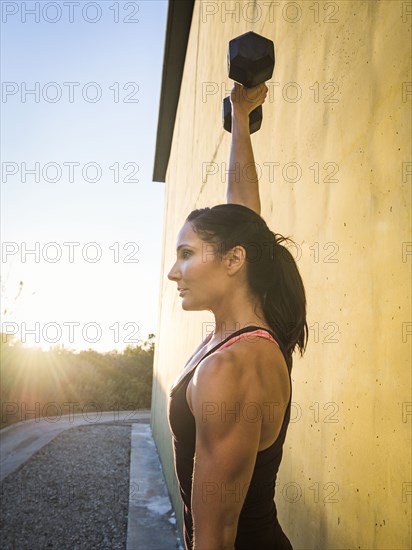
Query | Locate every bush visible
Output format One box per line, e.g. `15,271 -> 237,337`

0,333 -> 155,429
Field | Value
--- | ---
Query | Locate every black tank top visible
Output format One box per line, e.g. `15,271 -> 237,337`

167,325 -> 294,550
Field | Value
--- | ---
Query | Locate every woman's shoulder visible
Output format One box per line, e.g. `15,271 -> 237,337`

198,330 -> 287,386
189,333 -> 290,417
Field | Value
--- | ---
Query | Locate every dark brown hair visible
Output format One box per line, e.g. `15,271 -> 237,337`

186,204 -> 308,358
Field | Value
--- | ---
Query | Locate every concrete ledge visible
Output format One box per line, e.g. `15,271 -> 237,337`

127,423 -> 183,550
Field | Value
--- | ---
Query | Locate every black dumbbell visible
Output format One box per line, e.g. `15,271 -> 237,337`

223,31 -> 275,134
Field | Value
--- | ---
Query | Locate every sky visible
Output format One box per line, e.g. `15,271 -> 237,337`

1,0 -> 169,352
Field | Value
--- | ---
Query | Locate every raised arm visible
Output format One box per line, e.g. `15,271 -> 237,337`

226,82 -> 268,216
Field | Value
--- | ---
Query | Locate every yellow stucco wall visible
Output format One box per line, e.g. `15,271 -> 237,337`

151,1 -> 411,547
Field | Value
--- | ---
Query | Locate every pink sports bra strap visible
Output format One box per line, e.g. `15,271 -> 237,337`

218,329 -> 279,351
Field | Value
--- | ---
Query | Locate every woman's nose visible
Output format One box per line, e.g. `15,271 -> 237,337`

167,262 -> 179,281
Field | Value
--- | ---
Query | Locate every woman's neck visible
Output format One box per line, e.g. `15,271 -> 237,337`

210,317 -> 270,342
209,286 -> 268,341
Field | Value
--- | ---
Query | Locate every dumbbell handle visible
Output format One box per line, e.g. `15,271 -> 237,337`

223,96 -> 262,134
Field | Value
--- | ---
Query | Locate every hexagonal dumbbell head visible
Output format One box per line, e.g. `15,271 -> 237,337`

228,31 -> 275,88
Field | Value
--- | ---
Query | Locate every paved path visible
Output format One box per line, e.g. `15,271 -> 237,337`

0,409 -> 184,549
0,409 -> 150,482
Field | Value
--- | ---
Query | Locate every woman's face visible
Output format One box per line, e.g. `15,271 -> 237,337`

167,222 -> 229,311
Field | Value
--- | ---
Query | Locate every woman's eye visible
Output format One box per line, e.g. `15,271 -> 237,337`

182,250 -> 192,259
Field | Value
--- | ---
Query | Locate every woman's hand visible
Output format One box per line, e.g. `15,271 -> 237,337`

229,81 -> 268,119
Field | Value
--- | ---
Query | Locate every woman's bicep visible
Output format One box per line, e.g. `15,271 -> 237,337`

190,354 -> 262,541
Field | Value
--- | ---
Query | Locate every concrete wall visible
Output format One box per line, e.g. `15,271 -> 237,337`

151,1 -> 411,547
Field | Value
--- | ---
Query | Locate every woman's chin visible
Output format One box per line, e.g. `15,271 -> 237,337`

180,296 -> 191,310
181,297 -> 204,312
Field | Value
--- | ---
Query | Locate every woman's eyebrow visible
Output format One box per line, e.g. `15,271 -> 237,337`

176,243 -> 195,252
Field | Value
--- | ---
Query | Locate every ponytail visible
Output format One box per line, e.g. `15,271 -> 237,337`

261,232 -> 308,357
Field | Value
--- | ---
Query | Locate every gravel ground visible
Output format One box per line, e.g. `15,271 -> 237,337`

0,423 -> 131,550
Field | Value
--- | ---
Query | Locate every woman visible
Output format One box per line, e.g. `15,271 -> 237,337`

167,81 -> 308,550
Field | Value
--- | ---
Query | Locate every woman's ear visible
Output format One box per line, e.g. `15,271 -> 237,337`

224,245 -> 247,275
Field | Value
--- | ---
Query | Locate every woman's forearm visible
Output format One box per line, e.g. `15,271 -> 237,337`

191,456 -> 239,550
226,112 -> 261,215
226,83 -> 268,216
